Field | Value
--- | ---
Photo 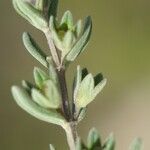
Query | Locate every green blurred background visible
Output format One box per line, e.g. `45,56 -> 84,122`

1,0 -> 150,149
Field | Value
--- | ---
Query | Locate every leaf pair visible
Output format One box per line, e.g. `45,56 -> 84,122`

11,64 -> 64,126
129,139 -> 143,150
76,128 -> 113,150
49,11 -> 81,58
103,134 -> 115,150
13,0 -> 48,31
11,86 -> 65,126
74,66 -> 107,109
33,67 -> 61,109
13,0 -> 59,31
66,16 -> 92,62
49,11 -> 92,62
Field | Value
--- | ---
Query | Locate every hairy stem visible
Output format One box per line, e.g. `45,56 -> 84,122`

44,28 -> 60,67
45,28 -> 78,149
57,68 -> 71,121
64,122 -> 78,150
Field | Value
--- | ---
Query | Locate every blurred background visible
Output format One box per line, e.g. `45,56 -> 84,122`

1,0 -> 150,149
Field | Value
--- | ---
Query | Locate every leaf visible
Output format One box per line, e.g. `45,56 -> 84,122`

49,16 -> 63,51
33,67 -> 49,88
48,0 -> 59,17
14,0 -> 48,30
62,30 -> 75,56
129,138 -> 142,150
31,88 -> 56,108
49,144 -> 55,150
74,20 -> 82,37
75,74 -> 94,108
60,11 -> 73,29
77,107 -> 87,122
43,80 -> 61,109
35,0 -> 44,11
12,0 -> 33,24
76,138 -> 86,150
92,78 -> 107,100
46,57 -> 58,84
11,86 -> 65,126
23,32 -> 48,67
103,134 -> 115,150
73,65 -> 82,101
87,128 -> 101,149
66,16 -> 92,62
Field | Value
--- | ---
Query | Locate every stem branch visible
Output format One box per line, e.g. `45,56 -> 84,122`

44,29 -> 60,67
44,27 -> 78,150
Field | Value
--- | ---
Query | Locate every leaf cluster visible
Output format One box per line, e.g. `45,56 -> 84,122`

11,0 -> 143,150
50,128 -> 142,150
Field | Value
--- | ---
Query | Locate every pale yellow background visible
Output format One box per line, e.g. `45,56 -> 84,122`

0,0 -> 150,149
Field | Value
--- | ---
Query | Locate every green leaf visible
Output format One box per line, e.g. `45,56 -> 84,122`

77,107 -> 87,122
66,16 -> 92,62
48,0 -> 59,17
33,67 -> 49,88
12,0 -> 33,24
11,86 -> 65,126
74,20 -> 82,37
103,134 -> 115,150
129,138 -> 142,150
46,57 -> 58,84
76,138 -> 86,150
75,74 -> 94,108
60,11 -> 73,29
43,80 -> 61,109
13,0 -> 48,30
92,78 -> 107,100
23,32 -> 48,68
73,65 -> 82,101
49,16 -> 63,51
49,144 -> 55,150
62,30 -> 75,56
35,0 -> 44,11
87,128 -> 101,149
31,88 -> 55,109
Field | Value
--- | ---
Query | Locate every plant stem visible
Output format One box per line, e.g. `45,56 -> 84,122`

44,28 -> 60,67
57,68 -> 71,121
45,27 -> 78,149
64,122 -> 78,150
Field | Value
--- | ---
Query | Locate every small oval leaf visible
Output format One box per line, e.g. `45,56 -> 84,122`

33,67 -> 49,88
23,32 -> 48,67
31,88 -> 53,108
11,86 -> 65,126
14,0 -> 48,30
75,73 -> 94,108
66,16 -> 92,62
87,128 -> 101,149
43,80 -> 61,109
